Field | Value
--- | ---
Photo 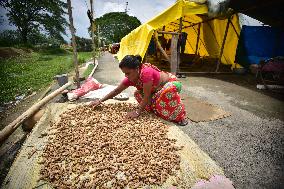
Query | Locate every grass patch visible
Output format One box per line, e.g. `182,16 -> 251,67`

83,64 -> 95,78
0,50 -> 92,103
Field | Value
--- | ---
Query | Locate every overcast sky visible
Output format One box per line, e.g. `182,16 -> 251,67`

0,0 -> 175,41
0,0 -> 263,42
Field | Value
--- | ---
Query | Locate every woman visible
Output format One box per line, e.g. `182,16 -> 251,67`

91,55 -> 188,126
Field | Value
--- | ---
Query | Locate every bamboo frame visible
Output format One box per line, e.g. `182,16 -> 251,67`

151,13 -> 239,74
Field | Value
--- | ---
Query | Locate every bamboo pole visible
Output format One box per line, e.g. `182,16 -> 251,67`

67,0 -> 80,88
170,35 -> 179,74
90,0 -> 96,65
97,24 -> 100,48
0,82 -> 72,143
229,19 -> 240,39
195,23 -> 201,55
177,17 -> 183,73
153,32 -> 170,62
215,17 -> 231,72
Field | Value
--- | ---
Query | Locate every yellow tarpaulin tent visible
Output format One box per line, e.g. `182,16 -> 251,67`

117,0 -> 241,68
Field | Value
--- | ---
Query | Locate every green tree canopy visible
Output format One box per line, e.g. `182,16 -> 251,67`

0,0 -> 68,44
94,12 -> 141,44
73,36 -> 93,52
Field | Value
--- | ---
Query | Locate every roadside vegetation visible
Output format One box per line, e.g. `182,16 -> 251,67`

0,48 -> 92,103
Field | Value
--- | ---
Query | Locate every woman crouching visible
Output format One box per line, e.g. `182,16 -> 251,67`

91,55 -> 188,126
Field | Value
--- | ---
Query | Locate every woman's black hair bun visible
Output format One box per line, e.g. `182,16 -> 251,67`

135,54 -> 142,63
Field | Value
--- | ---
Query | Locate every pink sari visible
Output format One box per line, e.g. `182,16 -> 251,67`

133,63 -> 186,122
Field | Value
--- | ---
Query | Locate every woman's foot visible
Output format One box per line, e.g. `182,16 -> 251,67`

177,118 -> 188,126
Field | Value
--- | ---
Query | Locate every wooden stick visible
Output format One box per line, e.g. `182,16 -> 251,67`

67,0 -> 80,88
153,32 -> 170,62
215,17 -> 231,72
229,19 -> 240,39
0,82 -> 72,143
195,23 -> 201,55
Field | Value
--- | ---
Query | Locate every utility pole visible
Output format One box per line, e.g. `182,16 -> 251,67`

67,0 -> 80,88
90,0 -> 96,64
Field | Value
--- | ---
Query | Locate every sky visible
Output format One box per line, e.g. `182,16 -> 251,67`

0,0 -> 263,42
0,0 -> 175,41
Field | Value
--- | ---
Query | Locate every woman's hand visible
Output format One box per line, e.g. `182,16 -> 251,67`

89,99 -> 101,107
126,109 -> 140,119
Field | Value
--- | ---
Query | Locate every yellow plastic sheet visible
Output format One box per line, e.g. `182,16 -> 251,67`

117,0 -> 241,68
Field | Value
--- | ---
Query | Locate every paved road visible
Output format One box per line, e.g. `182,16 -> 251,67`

94,52 -> 135,96
95,52 -> 284,189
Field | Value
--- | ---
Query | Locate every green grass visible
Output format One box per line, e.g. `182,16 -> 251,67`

0,50 -> 92,103
82,63 -> 95,78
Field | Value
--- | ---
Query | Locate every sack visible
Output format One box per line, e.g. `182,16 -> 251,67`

67,77 -> 102,101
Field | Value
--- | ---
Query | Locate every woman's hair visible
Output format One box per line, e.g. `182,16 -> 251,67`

119,55 -> 142,69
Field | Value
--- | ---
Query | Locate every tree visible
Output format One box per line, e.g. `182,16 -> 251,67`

93,12 -> 141,44
0,0 -> 68,44
73,36 -> 93,52
0,30 -> 21,47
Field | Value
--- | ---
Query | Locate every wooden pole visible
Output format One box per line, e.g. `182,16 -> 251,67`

177,17 -> 183,73
97,24 -> 100,48
215,17 -> 231,72
90,0 -> 96,64
153,32 -> 170,62
170,35 -> 179,75
195,23 -> 201,55
67,0 -> 80,88
162,26 -> 165,37
0,82 -> 72,143
229,19 -> 240,39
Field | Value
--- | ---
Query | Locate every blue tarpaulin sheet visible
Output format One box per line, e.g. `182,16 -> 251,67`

235,26 -> 284,68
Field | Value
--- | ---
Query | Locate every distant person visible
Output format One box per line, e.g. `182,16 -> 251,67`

91,55 -> 188,126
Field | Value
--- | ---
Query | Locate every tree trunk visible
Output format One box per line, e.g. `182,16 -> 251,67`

67,0 -> 80,88
90,0 -> 96,65
20,27 -> 28,44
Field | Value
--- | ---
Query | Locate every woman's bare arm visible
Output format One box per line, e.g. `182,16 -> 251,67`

137,81 -> 152,114
100,83 -> 128,102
